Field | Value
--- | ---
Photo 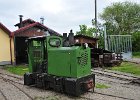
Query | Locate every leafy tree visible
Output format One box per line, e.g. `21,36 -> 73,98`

76,24 -> 105,48
100,1 -> 140,51
76,25 -> 96,37
100,1 -> 140,35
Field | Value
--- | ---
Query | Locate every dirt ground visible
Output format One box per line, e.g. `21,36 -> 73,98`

127,58 -> 140,64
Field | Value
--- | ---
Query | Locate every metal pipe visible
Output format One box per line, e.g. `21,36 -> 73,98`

19,15 -> 23,28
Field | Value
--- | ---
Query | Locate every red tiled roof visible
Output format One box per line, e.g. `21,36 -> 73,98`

14,18 -> 36,26
12,22 -> 61,36
0,22 -> 11,36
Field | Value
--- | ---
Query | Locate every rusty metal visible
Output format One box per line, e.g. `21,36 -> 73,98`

74,35 -> 123,67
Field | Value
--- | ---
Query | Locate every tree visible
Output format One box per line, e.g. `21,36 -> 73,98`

76,24 -> 105,48
100,1 -> 140,35
76,25 -> 96,37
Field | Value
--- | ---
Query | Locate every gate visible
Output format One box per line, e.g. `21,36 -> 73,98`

106,35 -> 132,60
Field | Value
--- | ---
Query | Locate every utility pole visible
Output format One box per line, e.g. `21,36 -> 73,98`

95,0 -> 97,38
94,0 -> 98,48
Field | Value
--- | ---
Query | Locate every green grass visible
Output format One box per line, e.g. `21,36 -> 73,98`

95,83 -> 110,89
133,52 -> 140,58
5,65 -> 29,76
109,62 -> 140,76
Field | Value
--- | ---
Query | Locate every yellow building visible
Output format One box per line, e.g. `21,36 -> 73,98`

0,23 -> 15,65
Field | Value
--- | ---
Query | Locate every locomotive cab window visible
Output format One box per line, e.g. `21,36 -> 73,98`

32,40 -> 41,47
49,38 -> 61,47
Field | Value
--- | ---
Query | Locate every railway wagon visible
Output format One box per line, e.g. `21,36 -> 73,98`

91,48 -> 122,67
63,31 -> 122,67
24,36 -> 95,96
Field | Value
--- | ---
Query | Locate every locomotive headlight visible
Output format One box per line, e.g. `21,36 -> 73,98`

75,39 -> 79,43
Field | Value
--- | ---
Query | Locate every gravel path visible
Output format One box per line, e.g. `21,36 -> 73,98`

0,68 -> 140,100
127,58 -> 140,64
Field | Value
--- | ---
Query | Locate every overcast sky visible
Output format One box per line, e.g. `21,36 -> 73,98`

0,0 -> 139,34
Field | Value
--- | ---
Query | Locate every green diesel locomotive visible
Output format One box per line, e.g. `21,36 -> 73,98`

24,35 -> 95,96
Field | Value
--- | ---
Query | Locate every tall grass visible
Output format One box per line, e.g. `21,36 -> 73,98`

5,65 -> 29,76
110,62 -> 140,76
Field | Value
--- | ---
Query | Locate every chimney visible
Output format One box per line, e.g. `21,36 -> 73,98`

63,33 -> 67,40
19,15 -> 23,28
40,17 -> 45,24
68,29 -> 74,45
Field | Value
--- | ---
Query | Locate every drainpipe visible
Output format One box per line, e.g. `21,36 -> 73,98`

14,36 -> 16,65
10,37 -> 13,65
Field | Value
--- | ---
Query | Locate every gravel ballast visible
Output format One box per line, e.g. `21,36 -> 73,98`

0,68 -> 140,100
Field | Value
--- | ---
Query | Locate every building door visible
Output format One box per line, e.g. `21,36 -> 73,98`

15,37 -> 28,64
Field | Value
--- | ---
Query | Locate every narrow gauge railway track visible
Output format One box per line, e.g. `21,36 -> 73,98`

0,72 -> 23,80
93,69 -> 139,79
0,74 -> 134,100
0,73 -> 23,85
0,73 -> 95,100
92,69 -> 140,86
94,72 -> 132,81
0,71 -> 137,100
96,77 -> 128,85
80,91 -> 134,100
0,76 -> 23,85
0,89 -> 8,100
80,95 -> 95,100
96,76 -> 139,88
92,69 -> 139,81
0,75 -> 33,100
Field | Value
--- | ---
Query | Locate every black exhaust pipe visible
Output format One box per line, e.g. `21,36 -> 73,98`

19,15 -> 23,28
